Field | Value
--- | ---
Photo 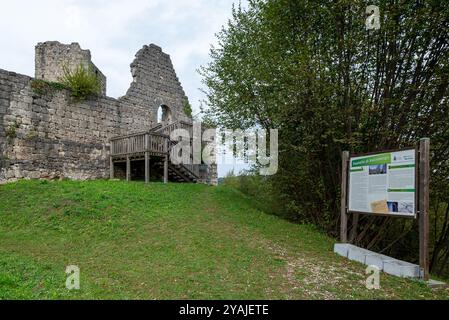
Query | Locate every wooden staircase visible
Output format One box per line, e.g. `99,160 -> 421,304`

109,121 -> 199,183
152,162 -> 199,183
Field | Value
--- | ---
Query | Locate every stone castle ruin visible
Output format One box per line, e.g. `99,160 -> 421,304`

35,42 -> 107,95
0,41 -> 217,184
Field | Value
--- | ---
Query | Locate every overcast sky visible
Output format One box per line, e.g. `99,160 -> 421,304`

0,0 -> 248,177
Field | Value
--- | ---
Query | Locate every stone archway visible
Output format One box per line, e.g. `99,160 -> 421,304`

157,105 -> 172,124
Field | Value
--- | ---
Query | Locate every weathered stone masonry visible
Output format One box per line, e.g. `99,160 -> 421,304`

0,41 -> 216,183
123,44 -> 191,126
35,41 -> 107,95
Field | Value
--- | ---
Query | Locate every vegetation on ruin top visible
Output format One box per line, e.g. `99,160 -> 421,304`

31,79 -> 68,97
59,64 -> 102,101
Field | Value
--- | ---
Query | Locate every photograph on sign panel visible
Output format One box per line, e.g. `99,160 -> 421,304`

369,164 -> 387,175
370,199 -> 389,213
387,201 -> 399,213
398,201 -> 414,214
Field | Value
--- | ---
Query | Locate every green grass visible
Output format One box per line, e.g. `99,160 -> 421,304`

0,180 -> 447,299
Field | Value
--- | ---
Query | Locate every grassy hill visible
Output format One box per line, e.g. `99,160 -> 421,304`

0,180 -> 447,299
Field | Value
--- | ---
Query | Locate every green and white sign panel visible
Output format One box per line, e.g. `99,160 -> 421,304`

348,149 -> 416,217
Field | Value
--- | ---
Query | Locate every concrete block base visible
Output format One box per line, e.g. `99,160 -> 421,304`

427,279 -> 448,288
334,243 -> 421,279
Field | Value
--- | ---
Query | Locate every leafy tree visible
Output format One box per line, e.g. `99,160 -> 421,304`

201,0 -> 449,276
183,99 -> 193,118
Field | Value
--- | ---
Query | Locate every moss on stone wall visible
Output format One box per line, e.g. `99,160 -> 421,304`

31,79 -> 67,97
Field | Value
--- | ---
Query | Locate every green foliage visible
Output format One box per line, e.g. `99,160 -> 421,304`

31,79 -> 67,96
201,0 -> 449,277
59,63 -> 102,101
223,171 -> 286,218
0,180 -> 447,299
183,99 -> 193,118
5,120 -> 20,144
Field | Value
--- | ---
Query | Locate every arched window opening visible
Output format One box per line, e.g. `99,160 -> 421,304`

157,105 -> 172,124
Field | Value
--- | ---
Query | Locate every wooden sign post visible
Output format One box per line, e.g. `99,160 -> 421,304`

340,138 -> 430,280
418,138 -> 430,280
340,151 -> 349,243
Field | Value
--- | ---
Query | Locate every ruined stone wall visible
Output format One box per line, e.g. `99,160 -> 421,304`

122,44 -> 191,126
0,69 -> 152,182
0,42 -> 219,184
35,42 -> 107,95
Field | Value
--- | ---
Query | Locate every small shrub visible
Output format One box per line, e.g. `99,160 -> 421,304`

5,120 -> 20,144
59,64 -> 102,102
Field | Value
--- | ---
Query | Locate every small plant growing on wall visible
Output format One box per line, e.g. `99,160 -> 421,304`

59,63 -> 102,102
31,79 -> 67,96
5,120 -> 20,144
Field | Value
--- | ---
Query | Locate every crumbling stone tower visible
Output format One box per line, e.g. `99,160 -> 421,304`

121,44 -> 191,127
35,41 -> 107,95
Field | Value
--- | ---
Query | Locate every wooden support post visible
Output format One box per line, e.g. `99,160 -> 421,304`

419,138 -> 430,280
126,156 -> 131,182
145,152 -> 150,184
109,156 -> 114,179
349,213 -> 359,244
163,138 -> 169,184
340,151 -> 349,243
164,155 -> 168,184
144,132 -> 149,184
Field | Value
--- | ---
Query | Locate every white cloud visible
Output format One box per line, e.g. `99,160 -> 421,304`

0,0 -> 244,114
0,0 -> 249,177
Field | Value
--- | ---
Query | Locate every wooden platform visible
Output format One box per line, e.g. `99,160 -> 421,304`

110,121 -> 200,183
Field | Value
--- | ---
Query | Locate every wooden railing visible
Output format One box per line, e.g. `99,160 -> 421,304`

110,131 -> 169,156
156,120 -> 193,137
110,120 -> 201,180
